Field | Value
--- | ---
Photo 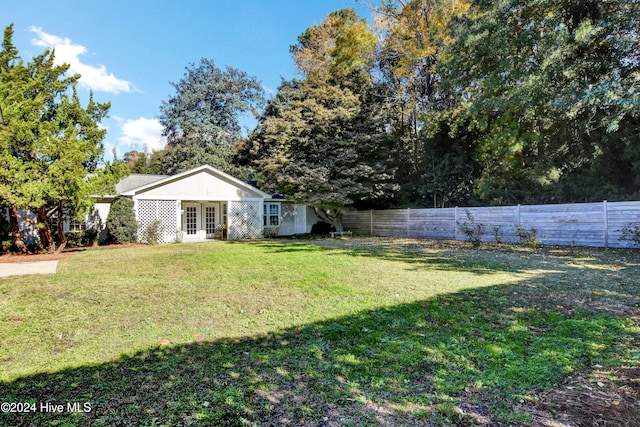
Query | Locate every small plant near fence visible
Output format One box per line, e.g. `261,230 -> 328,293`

458,210 -> 484,247
491,225 -> 504,244
619,223 -> 640,247
515,225 -> 540,248
141,219 -> 164,245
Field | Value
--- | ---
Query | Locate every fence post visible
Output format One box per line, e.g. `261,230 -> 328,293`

454,206 -> 458,241
603,200 -> 609,248
407,208 -> 410,237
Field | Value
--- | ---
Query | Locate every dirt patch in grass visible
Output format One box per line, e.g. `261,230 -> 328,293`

0,251 -> 75,263
524,365 -> 640,426
0,243 -> 148,263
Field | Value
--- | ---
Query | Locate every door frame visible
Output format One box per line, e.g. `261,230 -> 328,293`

203,203 -> 218,239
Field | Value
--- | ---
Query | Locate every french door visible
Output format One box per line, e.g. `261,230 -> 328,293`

204,205 -> 216,239
183,204 -> 199,238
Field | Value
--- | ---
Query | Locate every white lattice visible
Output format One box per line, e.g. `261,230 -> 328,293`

137,199 -> 178,243
228,201 -> 262,240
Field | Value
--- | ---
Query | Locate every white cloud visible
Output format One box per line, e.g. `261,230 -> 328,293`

119,117 -> 165,152
29,26 -> 133,94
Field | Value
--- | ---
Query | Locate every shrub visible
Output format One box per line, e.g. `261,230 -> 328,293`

64,232 -> 83,248
81,228 -> 99,246
141,219 -> 164,245
106,197 -> 138,244
491,225 -> 503,244
0,214 -> 10,243
458,210 -> 484,247
515,225 -> 540,248
263,227 -> 279,238
619,223 -> 640,247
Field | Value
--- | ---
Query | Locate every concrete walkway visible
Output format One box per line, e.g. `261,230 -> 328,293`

0,261 -> 59,278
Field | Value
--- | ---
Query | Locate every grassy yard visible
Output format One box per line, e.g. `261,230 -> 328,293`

0,238 -> 639,426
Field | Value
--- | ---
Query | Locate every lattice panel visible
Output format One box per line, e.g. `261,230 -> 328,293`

137,199 -> 178,243
228,201 -> 262,240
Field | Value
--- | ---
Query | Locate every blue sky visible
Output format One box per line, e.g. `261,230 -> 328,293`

4,0 -> 371,160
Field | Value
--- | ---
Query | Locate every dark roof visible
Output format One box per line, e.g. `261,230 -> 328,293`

115,174 -> 168,194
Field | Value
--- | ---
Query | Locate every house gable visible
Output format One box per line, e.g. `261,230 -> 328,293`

123,165 -> 268,200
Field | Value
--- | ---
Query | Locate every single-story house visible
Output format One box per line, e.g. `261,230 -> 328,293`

9,165 -> 318,244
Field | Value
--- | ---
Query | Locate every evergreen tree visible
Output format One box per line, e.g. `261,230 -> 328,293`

0,24 -> 121,253
105,196 -> 138,244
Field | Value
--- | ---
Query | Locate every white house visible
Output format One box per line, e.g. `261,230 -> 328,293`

93,164 -> 315,243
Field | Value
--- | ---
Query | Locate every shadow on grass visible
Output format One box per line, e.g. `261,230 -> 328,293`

2,275 -> 638,426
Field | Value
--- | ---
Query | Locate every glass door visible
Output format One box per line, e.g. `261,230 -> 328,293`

183,204 -> 199,237
204,205 -> 216,239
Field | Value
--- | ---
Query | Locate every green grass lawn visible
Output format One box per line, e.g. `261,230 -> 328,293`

1,238 -> 639,426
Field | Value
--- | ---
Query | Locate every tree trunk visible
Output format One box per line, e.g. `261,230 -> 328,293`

8,205 -> 28,254
35,206 -> 56,253
313,207 -> 343,233
55,203 -> 67,254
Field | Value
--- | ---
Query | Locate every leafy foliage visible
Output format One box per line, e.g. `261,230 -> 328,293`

105,196 -> 138,244
515,225 -> 540,248
243,10 -> 396,229
458,209 -> 484,247
436,0 -> 640,204
0,23 -> 123,253
140,219 -> 164,245
154,59 -> 264,177
619,223 -> 640,248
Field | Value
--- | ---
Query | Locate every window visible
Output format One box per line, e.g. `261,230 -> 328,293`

205,206 -> 216,234
185,206 -> 197,235
222,203 -> 227,226
50,213 -> 85,233
263,203 -> 280,227
68,221 -> 86,233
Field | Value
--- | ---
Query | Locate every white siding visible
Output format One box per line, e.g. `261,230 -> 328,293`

133,170 -> 263,200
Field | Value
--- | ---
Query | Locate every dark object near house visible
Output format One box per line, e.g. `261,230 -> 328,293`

310,221 -> 335,235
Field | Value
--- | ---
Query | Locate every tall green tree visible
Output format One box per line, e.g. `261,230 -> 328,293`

374,0 -> 475,207
0,23 -> 121,253
156,59 -> 264,178
243,9 -> 395,230
439,0 -> 640,203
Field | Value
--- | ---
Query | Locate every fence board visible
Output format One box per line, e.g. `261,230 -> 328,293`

342,200 -> 640,248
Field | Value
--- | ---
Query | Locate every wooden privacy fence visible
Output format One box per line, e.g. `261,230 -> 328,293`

342,201 -> 640,248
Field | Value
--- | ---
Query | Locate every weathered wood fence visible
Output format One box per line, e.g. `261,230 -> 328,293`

342,201 -> 640,248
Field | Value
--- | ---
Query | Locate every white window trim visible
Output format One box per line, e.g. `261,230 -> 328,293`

263,202 -> 281,228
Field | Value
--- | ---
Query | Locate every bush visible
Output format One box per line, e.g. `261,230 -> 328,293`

0,214 -> 10,243
263,227 -> 279,238
491,225 -> 503,244
515,225 -> 540,248
106,197 -> 138,244
64,232 -> 83,248
619,223 -> 640,247
141,220 -> 164,245
81,228 -> 99,246
458,210 -> 484,247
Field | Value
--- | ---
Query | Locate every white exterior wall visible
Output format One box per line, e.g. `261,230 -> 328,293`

278,203 -> 309,236
133,171 -> 262,200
